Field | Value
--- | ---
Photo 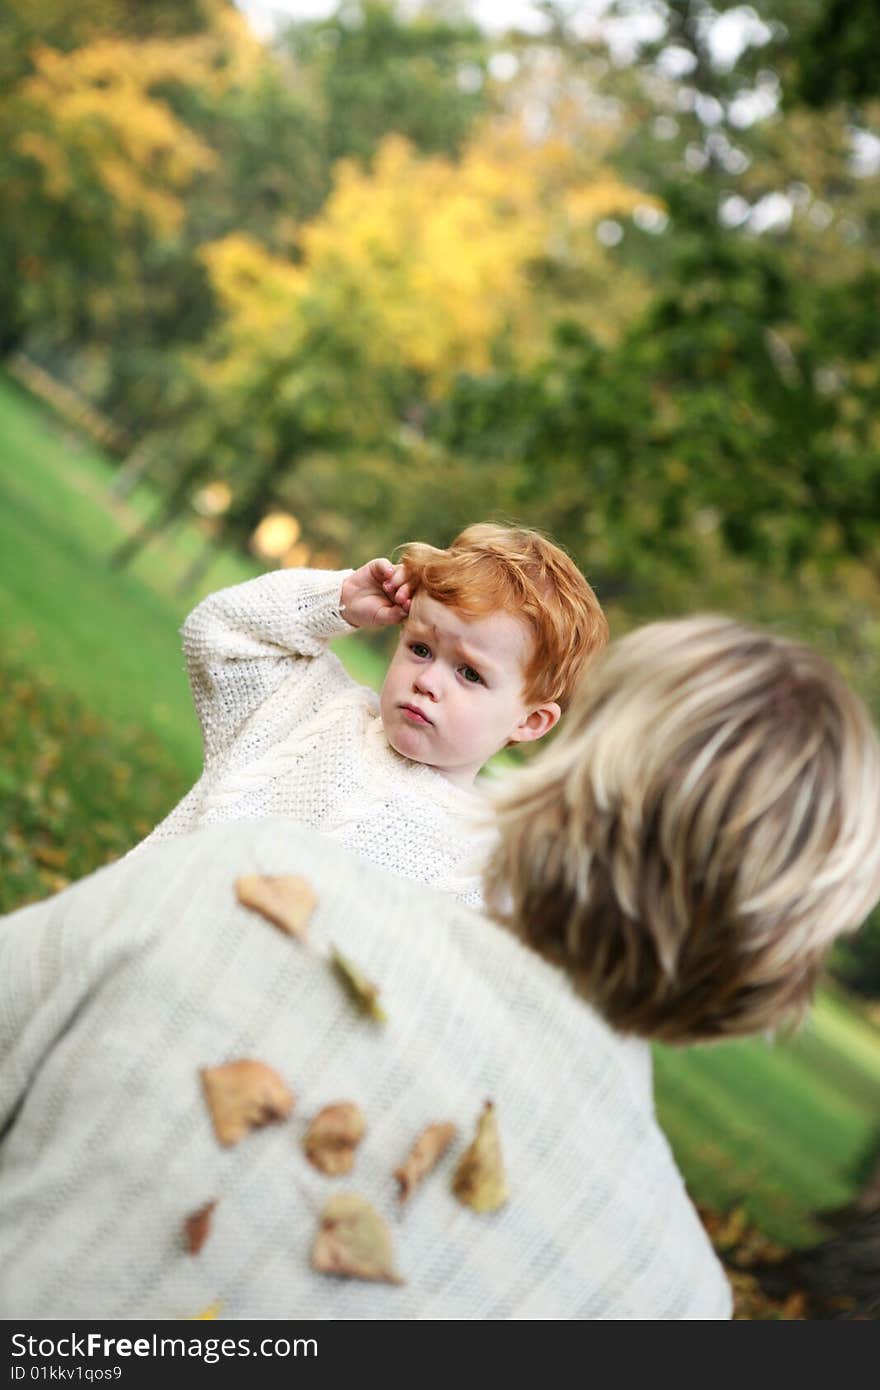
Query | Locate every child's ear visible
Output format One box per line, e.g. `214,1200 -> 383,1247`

509,702 -> 561,745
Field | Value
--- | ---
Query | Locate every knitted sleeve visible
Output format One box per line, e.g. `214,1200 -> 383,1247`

181,566 -> 355,764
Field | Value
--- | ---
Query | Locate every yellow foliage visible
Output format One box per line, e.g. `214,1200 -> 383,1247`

203,3 -> 266,90
199,119 -> 655,398
11,9 -> 265,237
306,122 -> 657,376
198,234 -> 305,384
15,131 -> 71,199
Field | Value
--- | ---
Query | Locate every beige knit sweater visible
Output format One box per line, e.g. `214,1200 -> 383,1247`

0,820 -> 732,1319
142,566 -> 495,908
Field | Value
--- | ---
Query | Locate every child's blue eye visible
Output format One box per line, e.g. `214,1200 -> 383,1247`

461,666 -> 483,685
410,642 -> 431,658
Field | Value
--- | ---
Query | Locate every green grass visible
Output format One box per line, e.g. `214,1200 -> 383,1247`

2,368 -> 879,1249
0,370 -> 386,780
653,994 -> 880,1243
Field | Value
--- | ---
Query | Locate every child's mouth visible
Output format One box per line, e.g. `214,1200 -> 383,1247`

402,704 -> 432,726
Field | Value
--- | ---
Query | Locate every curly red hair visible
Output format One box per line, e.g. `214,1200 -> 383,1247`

398,523 -> 608,710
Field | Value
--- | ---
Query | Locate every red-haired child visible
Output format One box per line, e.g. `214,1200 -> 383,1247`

141,524 -> 608,907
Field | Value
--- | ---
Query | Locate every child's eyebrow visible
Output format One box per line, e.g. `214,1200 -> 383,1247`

455,644 -> 491,671
405,614 -> 501,675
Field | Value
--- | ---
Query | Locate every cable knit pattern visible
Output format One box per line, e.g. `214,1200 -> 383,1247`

140,567 -> 495,908
0,820 -> 732,1320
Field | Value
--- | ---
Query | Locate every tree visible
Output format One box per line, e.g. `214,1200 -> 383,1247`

280,0 -> 492,165
0,15 -> 258,352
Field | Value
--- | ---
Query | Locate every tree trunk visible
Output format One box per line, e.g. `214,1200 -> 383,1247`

109,443 -> 153,499
109,460 -> 209,569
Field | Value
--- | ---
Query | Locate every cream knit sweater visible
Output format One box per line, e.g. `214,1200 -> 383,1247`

143,567 -> 495,908
0,820 -> 732,1319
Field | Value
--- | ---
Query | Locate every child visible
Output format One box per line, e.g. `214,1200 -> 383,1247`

142,523 -> 609,907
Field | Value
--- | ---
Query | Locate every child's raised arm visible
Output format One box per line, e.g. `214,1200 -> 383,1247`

182,561 -> 409,766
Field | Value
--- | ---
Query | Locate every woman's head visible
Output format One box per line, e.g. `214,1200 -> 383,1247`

485,616 -> 880,1044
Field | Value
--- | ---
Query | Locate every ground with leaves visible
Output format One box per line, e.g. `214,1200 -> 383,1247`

0,647 -> 188,913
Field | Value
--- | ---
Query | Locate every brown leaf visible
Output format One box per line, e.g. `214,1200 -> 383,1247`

312,1194 -> 403,1285
201,1060 -> 294,1147
304,1102 -> 366,1176
33,844 -> 68,869
235,873 -> 317,942
184,1200 -> 217,1255
452,1101 -> 508,1213
395,1122 -> 457,1203
330,946 -> 387,1021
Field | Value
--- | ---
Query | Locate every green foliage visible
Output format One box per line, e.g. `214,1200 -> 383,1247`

789,0 -> 880,106
831,916 -> 880,1000
282,0 -> 491,164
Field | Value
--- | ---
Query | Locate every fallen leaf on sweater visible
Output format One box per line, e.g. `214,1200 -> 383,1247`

201,1060 -> 295,1147
183,1199 -> 217,1255
312,1194 -> 403,1285
189,1302 -> 221,1320
330,946 -> 387,1022
395,1122 -> 457,1203
304,1102 -> 366,1176
235,873 -> 317,942
452,1101 -> 507,1213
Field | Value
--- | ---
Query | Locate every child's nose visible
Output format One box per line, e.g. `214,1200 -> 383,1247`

413,669 -> 441,700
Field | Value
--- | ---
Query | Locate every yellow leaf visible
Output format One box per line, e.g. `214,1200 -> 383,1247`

190,1302 -> 221,1320
330,946 -> 387,1022
452,1101 -> 507,1213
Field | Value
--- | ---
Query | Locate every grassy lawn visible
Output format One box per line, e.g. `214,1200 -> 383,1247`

0,370 -> 385,779
653,988 -> 880,1243
2,369 -> 879,1250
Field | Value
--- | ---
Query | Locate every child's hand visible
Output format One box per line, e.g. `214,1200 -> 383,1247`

341,559 -> 412,630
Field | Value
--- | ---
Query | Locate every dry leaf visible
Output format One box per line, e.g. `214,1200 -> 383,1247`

183,1199 -> 217,1255
304,1102 -> 366,1176
330,946 -> 387,1021
33,844 -> 68,869
189,1302 -> 221,1320
235,873 -> 317,942
201,1059 -> 294,1147
312,1194 -> 403,1285
395,1122 -> 457,1203
452,1101 -> 508,1213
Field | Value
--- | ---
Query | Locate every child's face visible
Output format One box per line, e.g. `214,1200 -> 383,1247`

379,594 -> 554,788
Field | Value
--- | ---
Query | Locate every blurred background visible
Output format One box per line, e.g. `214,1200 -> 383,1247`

1,0 -> 879,1317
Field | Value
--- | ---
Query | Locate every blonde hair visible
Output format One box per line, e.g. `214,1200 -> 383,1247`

485,616 -> 880,1044
399,523 -> 608,709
